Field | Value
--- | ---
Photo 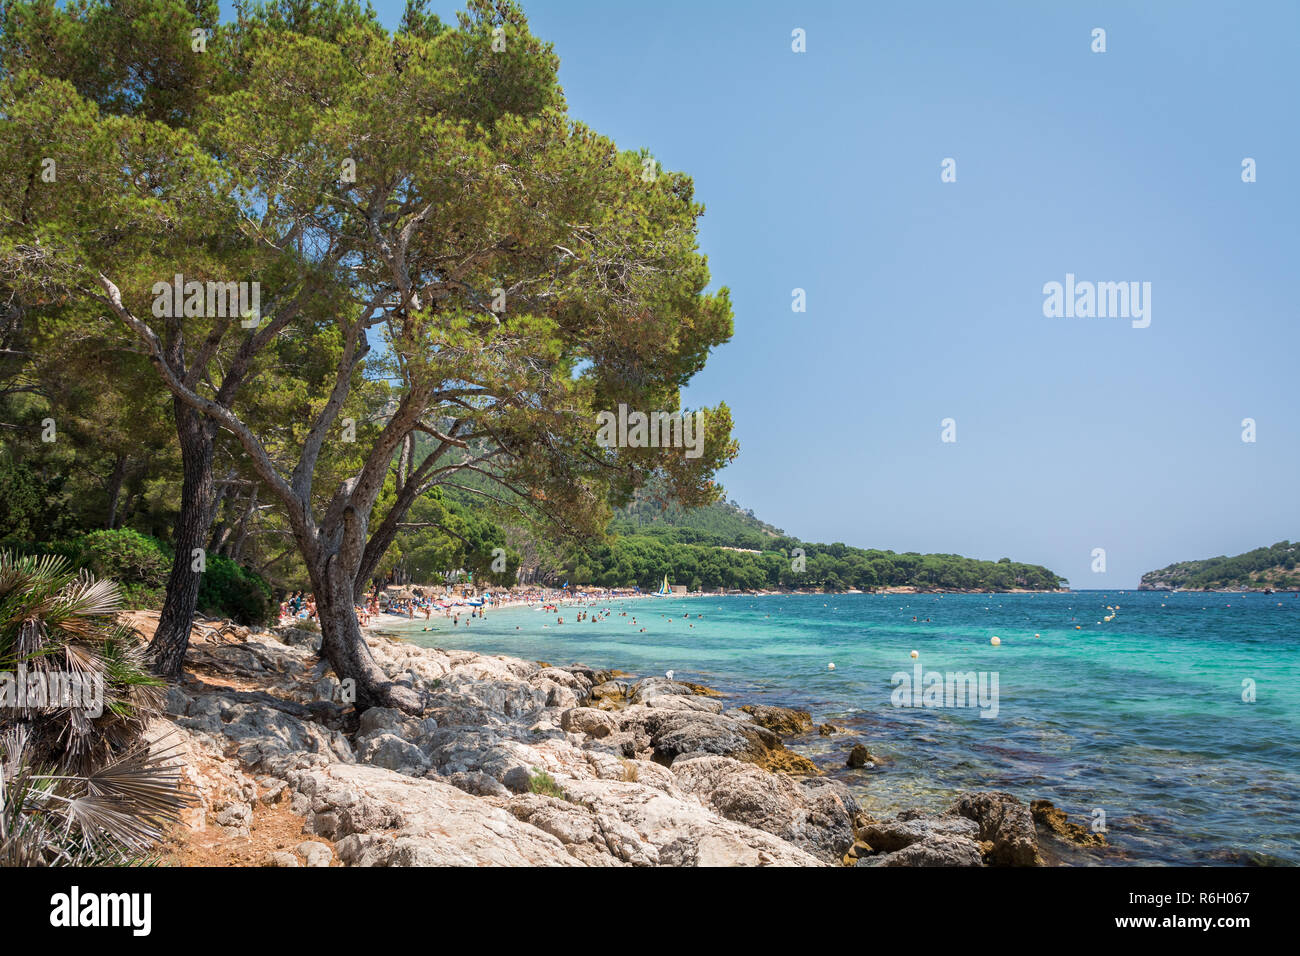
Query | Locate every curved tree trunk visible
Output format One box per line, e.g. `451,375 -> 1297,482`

311,550 -> 421,714
351,434 -> 433,603
352,508 -> 404,604
148,403 -> 215,679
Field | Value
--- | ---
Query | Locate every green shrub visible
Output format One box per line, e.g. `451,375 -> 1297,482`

528,769 -> 566,800
79,529 -> 171,587
198,553 -> 273,626
73,530 -> 172,609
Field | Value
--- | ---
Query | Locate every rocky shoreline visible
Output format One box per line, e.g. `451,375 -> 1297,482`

150,618 -> 1097,867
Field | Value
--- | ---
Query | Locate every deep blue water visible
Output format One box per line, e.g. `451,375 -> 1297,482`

380,590 -> 1300,865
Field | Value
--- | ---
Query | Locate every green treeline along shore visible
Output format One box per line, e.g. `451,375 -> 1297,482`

1140,540 -> 1300,592
557,492 -> 1068,594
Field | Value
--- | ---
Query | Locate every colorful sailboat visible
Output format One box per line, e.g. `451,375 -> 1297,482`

653,575 -> 671,596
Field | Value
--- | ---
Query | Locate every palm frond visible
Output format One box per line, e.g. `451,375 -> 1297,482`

0,733 -> 191,867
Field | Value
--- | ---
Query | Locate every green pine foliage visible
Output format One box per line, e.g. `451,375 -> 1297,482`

554,492 -> 1067,592
196,554 -> 274,626
78,529 -> 171,606
1141,541 -> 1299,591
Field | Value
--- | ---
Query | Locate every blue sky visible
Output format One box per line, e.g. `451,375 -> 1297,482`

240,1 -> 1300,587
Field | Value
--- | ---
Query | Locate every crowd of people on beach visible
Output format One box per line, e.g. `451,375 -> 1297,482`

279,590 -> 317,624
275,583 -> 663,631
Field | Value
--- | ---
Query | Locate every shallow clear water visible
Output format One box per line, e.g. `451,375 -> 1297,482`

379,590 -> 1300,865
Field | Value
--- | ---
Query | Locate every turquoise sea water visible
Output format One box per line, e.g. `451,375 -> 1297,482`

379,590 -> 1300,865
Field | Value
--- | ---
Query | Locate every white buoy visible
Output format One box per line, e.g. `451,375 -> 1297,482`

828,662 -> 836,671
1034,633 -> 1040,639
910,650 -> 919,659
990,636 -> 1001,646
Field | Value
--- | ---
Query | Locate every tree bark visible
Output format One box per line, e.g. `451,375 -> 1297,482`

352,502 -> 408,603
310,545 -> 421,714
229,487 -> 258,563
104,452 -> 127,529
148,403 -> 215,679
350,431 -> 452,601
207,481 -> 232,553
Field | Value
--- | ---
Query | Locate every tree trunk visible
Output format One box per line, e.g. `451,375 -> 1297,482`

310,551 -> 422,714
352,506 -> 405,603
104,452 -> 127,529
148,404 -> 215,680
351,430 -> 458,601
207,481 -> 233,553
229,487 -> 257,564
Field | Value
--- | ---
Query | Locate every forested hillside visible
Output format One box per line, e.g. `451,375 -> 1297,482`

614,494 -> 783,545
1140,541 -> 1299,591
544,486 -> 1068,592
